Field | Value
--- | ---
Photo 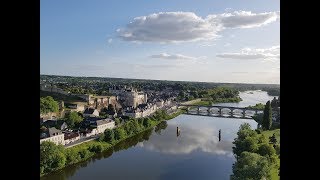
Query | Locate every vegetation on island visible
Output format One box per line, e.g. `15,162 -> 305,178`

40,110 -> 182,176
263,88 -> 280,96
231,123 -> 280,180
247,103 -> 265,110
179,87 -> 242,105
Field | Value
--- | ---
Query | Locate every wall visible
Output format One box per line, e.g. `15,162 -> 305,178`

40,134 -> 65,145
64,135 -> 80,145
97,121 -> 115,134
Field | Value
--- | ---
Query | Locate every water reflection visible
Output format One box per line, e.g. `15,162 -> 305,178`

138,122 -> 234,157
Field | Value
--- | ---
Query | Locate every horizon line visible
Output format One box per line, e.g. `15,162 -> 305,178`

40,74 -> 280,86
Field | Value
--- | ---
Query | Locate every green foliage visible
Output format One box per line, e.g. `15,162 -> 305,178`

114,127 -> 127,140
89,144 -> 103,153
269,133 -> 277,145
262,101 -> 272,130
104,129 -> 115,143
65,111 -> 83,128
231,152 -> 272,180
247,103 -> 265,110
64,148 -> 81,166
40,96 -> 59,114
98,133 -> 105,142
231,123 -> 280,180
40,141 -> 66,174
114,118 -> 121,126
257,143 -> 276,157
79,149 -> 91,159
143,118 -> 152,128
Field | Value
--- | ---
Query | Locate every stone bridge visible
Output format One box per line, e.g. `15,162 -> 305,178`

177,104 -> 270,119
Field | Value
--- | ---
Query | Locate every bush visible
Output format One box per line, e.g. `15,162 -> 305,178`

79,149 -> 91,159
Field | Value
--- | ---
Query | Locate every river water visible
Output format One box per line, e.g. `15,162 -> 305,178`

41,90 -> 276,180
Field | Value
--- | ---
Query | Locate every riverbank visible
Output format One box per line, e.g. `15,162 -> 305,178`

40,110 -> 183,177
231,123 -> 280,180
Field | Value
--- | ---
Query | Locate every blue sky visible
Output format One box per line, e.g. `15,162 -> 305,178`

41,0 -> 280,84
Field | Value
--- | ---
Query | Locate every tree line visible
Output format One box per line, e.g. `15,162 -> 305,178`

231,123 -> 280,179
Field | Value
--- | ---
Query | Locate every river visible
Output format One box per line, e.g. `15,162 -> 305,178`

41,90 -> 277,180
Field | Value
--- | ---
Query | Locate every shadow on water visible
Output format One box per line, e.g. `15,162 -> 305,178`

41,128 -> 156,180
154,121 -> 168,135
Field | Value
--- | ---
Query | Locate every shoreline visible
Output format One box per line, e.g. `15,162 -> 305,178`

40,110 -> 183,177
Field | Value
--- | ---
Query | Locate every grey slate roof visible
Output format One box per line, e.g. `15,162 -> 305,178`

84,108 -> 97,114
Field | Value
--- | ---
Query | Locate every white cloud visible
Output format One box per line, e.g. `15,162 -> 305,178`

216,45 -> 280,61
138,125 -> 234,156
224,43 -> 231,47
207,11 -> 279,29
108,38 -> 113,43
150,53 -> 205,60
117,11 -> 279,43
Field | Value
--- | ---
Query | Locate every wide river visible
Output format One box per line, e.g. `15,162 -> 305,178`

41,90 -> 277,180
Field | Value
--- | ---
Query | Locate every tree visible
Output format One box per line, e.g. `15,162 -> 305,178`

143,118 -> 152,128
114,118 -> 121,126
114,128 -> 127,140
257,143 -> 276,157
40,141 -> 66,174
271,97 -> 278,108
262,101 -> 272,130
233,123 -> 259,158
40,96 -> 59,114
269,133 -> 277,146
231,152 -> 272,180
64,148 -> 81,165
104,129 -> 115,143
98,133 -> 105,142
65,112 -> 83,128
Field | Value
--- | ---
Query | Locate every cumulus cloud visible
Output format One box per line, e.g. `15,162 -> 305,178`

108,38 -> 113,43
216,45 -> 280,61
150,53 -> 205,60
207,11 -> 280,29
117,11 -> 279,43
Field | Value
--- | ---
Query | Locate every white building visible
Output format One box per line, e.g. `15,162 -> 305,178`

96,119 -> 115,134
40,127 -> 65,145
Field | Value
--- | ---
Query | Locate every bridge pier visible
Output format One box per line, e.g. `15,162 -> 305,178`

207,107 -> 211,116
242,110 -> 246,118
197,106 -> 200,115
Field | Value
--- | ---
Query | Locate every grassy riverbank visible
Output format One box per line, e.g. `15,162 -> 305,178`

40,110 -> 182,177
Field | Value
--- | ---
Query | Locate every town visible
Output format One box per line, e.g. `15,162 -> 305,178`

40,81 -> 178,147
